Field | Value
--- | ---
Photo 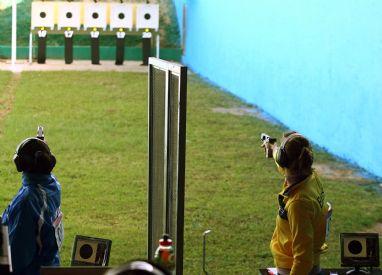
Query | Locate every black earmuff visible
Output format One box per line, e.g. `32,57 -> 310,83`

275,132 -> 303,168
13,138 -> 56,173
13,138 -> 31,172
275,145 -> 289,168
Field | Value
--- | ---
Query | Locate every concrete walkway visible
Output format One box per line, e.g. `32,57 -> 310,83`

0,59 -> 148,73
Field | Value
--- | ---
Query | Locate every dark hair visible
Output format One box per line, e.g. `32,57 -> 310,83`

105,260 -> 171,275
283,132 -> 313,174
14,138 -> 56,174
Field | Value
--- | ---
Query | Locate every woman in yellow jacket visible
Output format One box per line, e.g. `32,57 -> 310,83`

267,132 -> 328,275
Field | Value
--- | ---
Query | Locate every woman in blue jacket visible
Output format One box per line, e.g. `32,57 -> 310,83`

2,137 -> 63,275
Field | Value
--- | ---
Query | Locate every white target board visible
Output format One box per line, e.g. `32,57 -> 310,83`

31,1 -> 55,30
83,3 -> 107,31
57,2 -> 81,30
136,4 -> 159,31
109,3 -> 133,31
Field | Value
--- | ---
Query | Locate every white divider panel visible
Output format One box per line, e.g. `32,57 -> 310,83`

31,1 -> 55,30
83,3 -> 107,31
57,2 -> 81,30
110,3 -> 133,31
136,4 -> 159,31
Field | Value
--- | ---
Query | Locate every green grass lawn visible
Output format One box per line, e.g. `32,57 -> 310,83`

0,71 -> 380,274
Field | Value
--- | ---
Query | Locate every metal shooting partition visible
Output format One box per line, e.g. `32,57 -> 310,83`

148,58 -> 187,275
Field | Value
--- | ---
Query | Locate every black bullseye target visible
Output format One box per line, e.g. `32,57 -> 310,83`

79,244 -> 94,260
348,240 -> 363,255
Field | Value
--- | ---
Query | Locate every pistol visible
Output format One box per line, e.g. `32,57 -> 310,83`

37,126 -> 45,141
260,133 -> 276,158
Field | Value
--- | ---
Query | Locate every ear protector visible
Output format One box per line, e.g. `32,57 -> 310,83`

13,137 -> 56,173
107,260 -> 171,275
275,132 -> 304,168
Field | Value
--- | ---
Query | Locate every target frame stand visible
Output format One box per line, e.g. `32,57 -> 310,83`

142,30 -> 152,65
64,28 -> 74,64
84,2 -> 107,65
90,28 -> 101,65
37,27 -> 47,64
29,1 -> 160,65
110,3 -> 133,65
31,1 -> 55,64
136,4 -> 160,65
115,29 -> 126,65
57,2 -> 81,65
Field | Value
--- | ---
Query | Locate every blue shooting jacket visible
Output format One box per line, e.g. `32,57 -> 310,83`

2,173 -> 63,275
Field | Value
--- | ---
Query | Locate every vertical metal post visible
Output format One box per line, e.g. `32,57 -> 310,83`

164,69 -> 170,233
156,34 -> 160,58
29,32 -> 33,64
175,65 -> 187,275
147,63 -> 154,260
11,0 -> 17,68
202,230 -> 211,275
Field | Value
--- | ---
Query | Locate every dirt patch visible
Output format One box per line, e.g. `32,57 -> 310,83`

368,223 -> 382,236
314,162 -> 382,192
313,163 -> 370,181
364,223 -> 382,235
313,160 -> 382,194
212,106 -> 280,125
0,73 -> 19,127
0,72 -> 19,137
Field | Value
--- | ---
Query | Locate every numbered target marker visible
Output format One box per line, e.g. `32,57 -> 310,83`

340,233 -> 380,269
57,2 -> 81,30
136,4 -> 159,31
31,1 -> 55,30
84,3 -> 107,31
110,3 -> 133,31
71,235 -> 112,266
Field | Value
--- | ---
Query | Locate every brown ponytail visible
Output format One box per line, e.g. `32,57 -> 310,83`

297,146 -> 314,172
284,135 -> 314,175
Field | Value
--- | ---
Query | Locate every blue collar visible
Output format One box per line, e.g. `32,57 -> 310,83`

22,172 -> 53,187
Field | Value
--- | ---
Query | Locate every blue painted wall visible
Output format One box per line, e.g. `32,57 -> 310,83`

173,0 -> 382,177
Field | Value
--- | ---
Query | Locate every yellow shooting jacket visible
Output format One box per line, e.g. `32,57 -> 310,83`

270,171 -> 328,275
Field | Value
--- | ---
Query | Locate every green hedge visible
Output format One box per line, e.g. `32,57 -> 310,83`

0,45 -> 182,61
